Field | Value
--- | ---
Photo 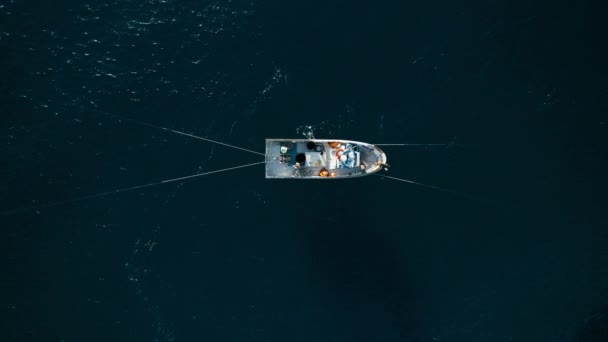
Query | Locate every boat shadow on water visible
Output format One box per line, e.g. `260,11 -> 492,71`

576,304 -> 608,342
298,206 -> 431,341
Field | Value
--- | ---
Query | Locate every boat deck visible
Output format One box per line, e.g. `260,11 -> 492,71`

265,139 -> 386,179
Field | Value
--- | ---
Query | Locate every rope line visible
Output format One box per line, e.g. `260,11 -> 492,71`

375,174 -> 450,192
373,144 -> 451,146
1,161 -> 266,216
96,111 -> 265,156
373,143 -> 479,148
375,174 -> 493,204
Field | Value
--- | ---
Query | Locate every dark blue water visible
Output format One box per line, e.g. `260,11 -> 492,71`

2,0 -> 607,341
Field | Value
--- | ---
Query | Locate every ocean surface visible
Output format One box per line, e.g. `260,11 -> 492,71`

1,0 -> 607,341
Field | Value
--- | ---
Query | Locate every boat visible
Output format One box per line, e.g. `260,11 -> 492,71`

2,109 -> 471,216
265,139 -> 388,179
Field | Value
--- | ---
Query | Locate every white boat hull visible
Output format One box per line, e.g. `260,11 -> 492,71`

265,139 -> 387,179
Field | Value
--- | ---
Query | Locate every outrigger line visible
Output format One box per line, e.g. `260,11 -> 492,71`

1,111 -> 270,216
375,174 -> 491,204
376,174 -> 453,191
374,144 -> 451,146
0,162 -> 266,216
373,143 -> 478,148
96,110 -> 266,156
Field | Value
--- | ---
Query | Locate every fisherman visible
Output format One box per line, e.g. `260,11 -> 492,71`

335,144 -> 356,168
344,144 -> 356,168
